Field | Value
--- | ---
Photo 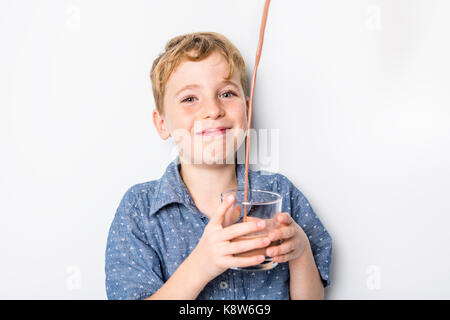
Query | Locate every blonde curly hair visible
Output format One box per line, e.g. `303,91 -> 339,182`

150,32 -> 248,114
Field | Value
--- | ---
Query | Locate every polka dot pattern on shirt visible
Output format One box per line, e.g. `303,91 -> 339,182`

105,157 -> 332,300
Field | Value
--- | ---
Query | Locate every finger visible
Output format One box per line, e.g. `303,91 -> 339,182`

273,252 -> 295,264
267,225 -> 296,241
225,236 -> 270,255
222,218 -> 267,241
275,212 -> 293,225
225,254 -> 266,269
212,194 -> 235,225
266,239 -> 295,257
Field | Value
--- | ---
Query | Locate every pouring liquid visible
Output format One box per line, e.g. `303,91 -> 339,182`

243,0 -> 272,222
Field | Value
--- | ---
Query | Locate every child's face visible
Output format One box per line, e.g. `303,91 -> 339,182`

153,51 -> 249,165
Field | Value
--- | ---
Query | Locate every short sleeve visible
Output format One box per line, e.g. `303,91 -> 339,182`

105,187 -> 164,300
288,182 -> 332,288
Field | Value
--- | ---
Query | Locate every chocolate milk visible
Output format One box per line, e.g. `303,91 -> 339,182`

243,0 -> 271,222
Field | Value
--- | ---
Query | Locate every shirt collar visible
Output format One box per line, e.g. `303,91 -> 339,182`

149,157 -> 192,216
149,157 -> 253,217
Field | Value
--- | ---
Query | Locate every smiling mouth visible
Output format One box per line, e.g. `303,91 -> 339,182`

197,127 -> 231,136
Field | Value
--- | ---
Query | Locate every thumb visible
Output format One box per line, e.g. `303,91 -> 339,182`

212,194 -> 235,226
223,204 -> 241,228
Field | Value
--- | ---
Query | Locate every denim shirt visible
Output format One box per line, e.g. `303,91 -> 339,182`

105,157 -> 332,300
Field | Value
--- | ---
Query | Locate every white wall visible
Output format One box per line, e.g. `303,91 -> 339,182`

1,0 -> 449,299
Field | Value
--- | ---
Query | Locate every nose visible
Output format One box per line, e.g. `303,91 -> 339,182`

201,96 -> 225,120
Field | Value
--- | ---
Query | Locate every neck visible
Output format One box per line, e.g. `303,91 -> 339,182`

179,160 -> 238,218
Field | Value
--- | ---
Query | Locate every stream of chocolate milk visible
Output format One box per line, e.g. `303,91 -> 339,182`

243,0 -> 271,222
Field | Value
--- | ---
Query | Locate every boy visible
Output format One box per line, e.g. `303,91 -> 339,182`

105,32 -> 332,300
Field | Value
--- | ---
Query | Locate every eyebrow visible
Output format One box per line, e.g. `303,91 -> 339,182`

174,80 -> 240,97
175,84 -> 201,97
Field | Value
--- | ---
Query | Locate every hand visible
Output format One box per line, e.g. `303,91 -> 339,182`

265,212 -> 309,263
189,194 -> 271,282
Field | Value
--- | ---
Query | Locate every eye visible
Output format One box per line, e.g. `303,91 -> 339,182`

181,96 -> 197,103
221,90 -> 237,98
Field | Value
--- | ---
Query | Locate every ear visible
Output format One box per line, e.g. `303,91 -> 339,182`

152,109 -> 171,140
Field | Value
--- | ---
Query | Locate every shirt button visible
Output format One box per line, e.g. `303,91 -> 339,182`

219,281 -> 228,290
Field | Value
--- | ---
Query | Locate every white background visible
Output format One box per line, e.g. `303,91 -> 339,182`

1,0 -> 449,299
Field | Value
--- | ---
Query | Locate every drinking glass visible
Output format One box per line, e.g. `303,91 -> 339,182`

220,188 -> 283,271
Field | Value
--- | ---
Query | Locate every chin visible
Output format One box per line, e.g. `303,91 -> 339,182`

196,146 -> 235,165
180,133 -> 243,165
182,147 -> 236,165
